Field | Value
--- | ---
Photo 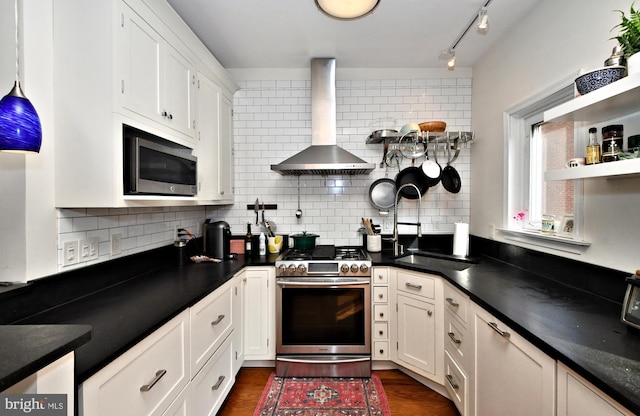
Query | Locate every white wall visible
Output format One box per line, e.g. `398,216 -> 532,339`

471,0 -> 640,272
208,68 -> 473,247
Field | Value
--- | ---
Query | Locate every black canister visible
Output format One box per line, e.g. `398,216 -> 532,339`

174,240 -> 187,266
203,220 -> 232,259
602,125 -> 623,162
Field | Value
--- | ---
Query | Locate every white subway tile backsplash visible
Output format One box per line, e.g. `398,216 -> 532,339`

56,73 -> 472,270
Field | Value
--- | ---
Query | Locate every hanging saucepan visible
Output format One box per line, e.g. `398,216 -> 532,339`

420,143 -> 442,187
441,137 -> 462,194
395,165 -> 430,200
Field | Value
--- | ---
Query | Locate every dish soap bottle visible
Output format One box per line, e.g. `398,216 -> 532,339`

259,232 -> 266,255
586,127 -> 601,165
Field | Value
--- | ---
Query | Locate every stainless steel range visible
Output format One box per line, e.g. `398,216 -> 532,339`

275,245 -> 372,377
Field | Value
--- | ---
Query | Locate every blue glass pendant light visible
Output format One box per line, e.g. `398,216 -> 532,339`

0,0 -> 41,153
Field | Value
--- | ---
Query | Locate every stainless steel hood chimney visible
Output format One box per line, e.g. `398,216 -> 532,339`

270,58 -> 375,175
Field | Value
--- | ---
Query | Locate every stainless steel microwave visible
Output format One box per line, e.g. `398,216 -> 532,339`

123,128 -> 197,196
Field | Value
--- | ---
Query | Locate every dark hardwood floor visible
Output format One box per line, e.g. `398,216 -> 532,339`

217,367 -> 460,416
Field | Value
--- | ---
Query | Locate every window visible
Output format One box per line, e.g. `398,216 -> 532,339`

504,75 -> 585,248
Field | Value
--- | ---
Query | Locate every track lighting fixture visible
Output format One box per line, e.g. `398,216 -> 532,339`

314,0 -> 380,20
477,7 -> 489,34
439,0 -> 493,70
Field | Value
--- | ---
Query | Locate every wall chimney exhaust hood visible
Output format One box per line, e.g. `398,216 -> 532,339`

270,58 -> 375,176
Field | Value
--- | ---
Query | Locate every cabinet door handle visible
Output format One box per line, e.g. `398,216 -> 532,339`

446,374 -> 459,390
405,282 -> 422,290
379,312 -> 385,318
378,293 -> 384,299
379,349 -> 385,354
211,314 -> 225,326
378,330 -> 384,335
488,321 -> 510,339
140,369 -> 167,392
447,332 -> 461,345
211,375 -> 225,390
445,297 -> 459,307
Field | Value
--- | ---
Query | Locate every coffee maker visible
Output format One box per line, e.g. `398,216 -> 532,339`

203,220 -> 232,259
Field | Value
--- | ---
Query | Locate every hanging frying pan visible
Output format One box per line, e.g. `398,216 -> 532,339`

395,166 -> 430,200
441,138 -> 462,194
369,156 -> 397,212
369,178 -> 396,211
420,143 -> 442,187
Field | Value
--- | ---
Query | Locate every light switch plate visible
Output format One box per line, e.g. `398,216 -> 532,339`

63,240 -> 79,266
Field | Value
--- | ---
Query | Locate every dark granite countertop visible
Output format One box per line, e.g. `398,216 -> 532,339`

0,325 -> 92,391
1,238 -> 638,414
368,248 -> 640,415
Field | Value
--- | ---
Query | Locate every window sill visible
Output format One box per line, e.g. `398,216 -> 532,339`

496,228 -> 590,254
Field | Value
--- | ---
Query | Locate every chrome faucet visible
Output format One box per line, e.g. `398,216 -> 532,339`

392,183 -> 422,257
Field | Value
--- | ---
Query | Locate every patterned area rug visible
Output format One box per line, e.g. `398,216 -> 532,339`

254,373 -> 391,416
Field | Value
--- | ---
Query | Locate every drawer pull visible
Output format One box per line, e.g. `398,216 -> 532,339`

211,375 -> 225,390
445,297 -> 459,307
140,369 -> 167,392
211,314 -> 225,326
405,282 -> 422,290
447,332 -> 461,345
488,322 -> 510,339
379,312 -> 385,318
378,293 -> 384,299
446,374 -> 459,390
379,349 -> 385,354
378,330 -> 384,335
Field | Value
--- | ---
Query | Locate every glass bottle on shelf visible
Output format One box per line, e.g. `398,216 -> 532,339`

585,127 -> 601,165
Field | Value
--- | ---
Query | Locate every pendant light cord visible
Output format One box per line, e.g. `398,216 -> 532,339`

13,0 -> 20,83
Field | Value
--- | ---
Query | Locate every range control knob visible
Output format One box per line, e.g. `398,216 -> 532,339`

288,264 -> 297,274
360,264 -> 369,274
350,264 -> 359,273
278,265 -> 287,274
297,264 -> 307,274
341,264 -> 350,274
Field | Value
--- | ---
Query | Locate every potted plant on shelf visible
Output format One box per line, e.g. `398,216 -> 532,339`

612,2 -> 640,74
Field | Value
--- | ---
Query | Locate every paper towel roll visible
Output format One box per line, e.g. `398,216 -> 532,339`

453,223 -> 469,257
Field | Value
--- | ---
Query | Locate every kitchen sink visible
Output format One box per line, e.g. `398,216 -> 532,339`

394,251 -> 479,271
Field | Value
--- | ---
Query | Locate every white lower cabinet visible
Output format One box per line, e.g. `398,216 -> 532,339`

190,279 -> 234,377
556,363 -> 634,416
80,278 -> 239,416
190,335 -> 235,416
80,310 -> 190,416
390,269 -> 444,384
372,267 -> 390,360
472,302 -> 555,416
241,267 -> 275,360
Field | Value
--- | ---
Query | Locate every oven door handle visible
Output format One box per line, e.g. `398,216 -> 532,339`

276,357 -> 371,364
276,280 -> 370,286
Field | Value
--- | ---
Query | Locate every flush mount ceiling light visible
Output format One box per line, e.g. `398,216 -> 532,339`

314,0 -> 380,20
439,0 -> 493,70
0,0 -> 42,153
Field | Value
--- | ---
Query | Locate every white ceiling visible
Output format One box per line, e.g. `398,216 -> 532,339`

166,0 -> 541,70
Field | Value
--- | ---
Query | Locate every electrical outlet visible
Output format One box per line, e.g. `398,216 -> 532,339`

63,240 -> 79,266
80,236 -> 100,261
383,218 -> 393,231
489,223 -> 495,239
433,217 -> 445,230
111,233 -> 122,255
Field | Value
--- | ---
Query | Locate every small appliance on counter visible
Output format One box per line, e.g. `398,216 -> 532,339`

622,272 -> 640,333
203,220 -> 232,260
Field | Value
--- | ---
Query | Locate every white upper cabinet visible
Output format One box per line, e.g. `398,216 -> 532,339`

118,1 -> 196,142
196,72 -> 234,203
53,0 -> 237,207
